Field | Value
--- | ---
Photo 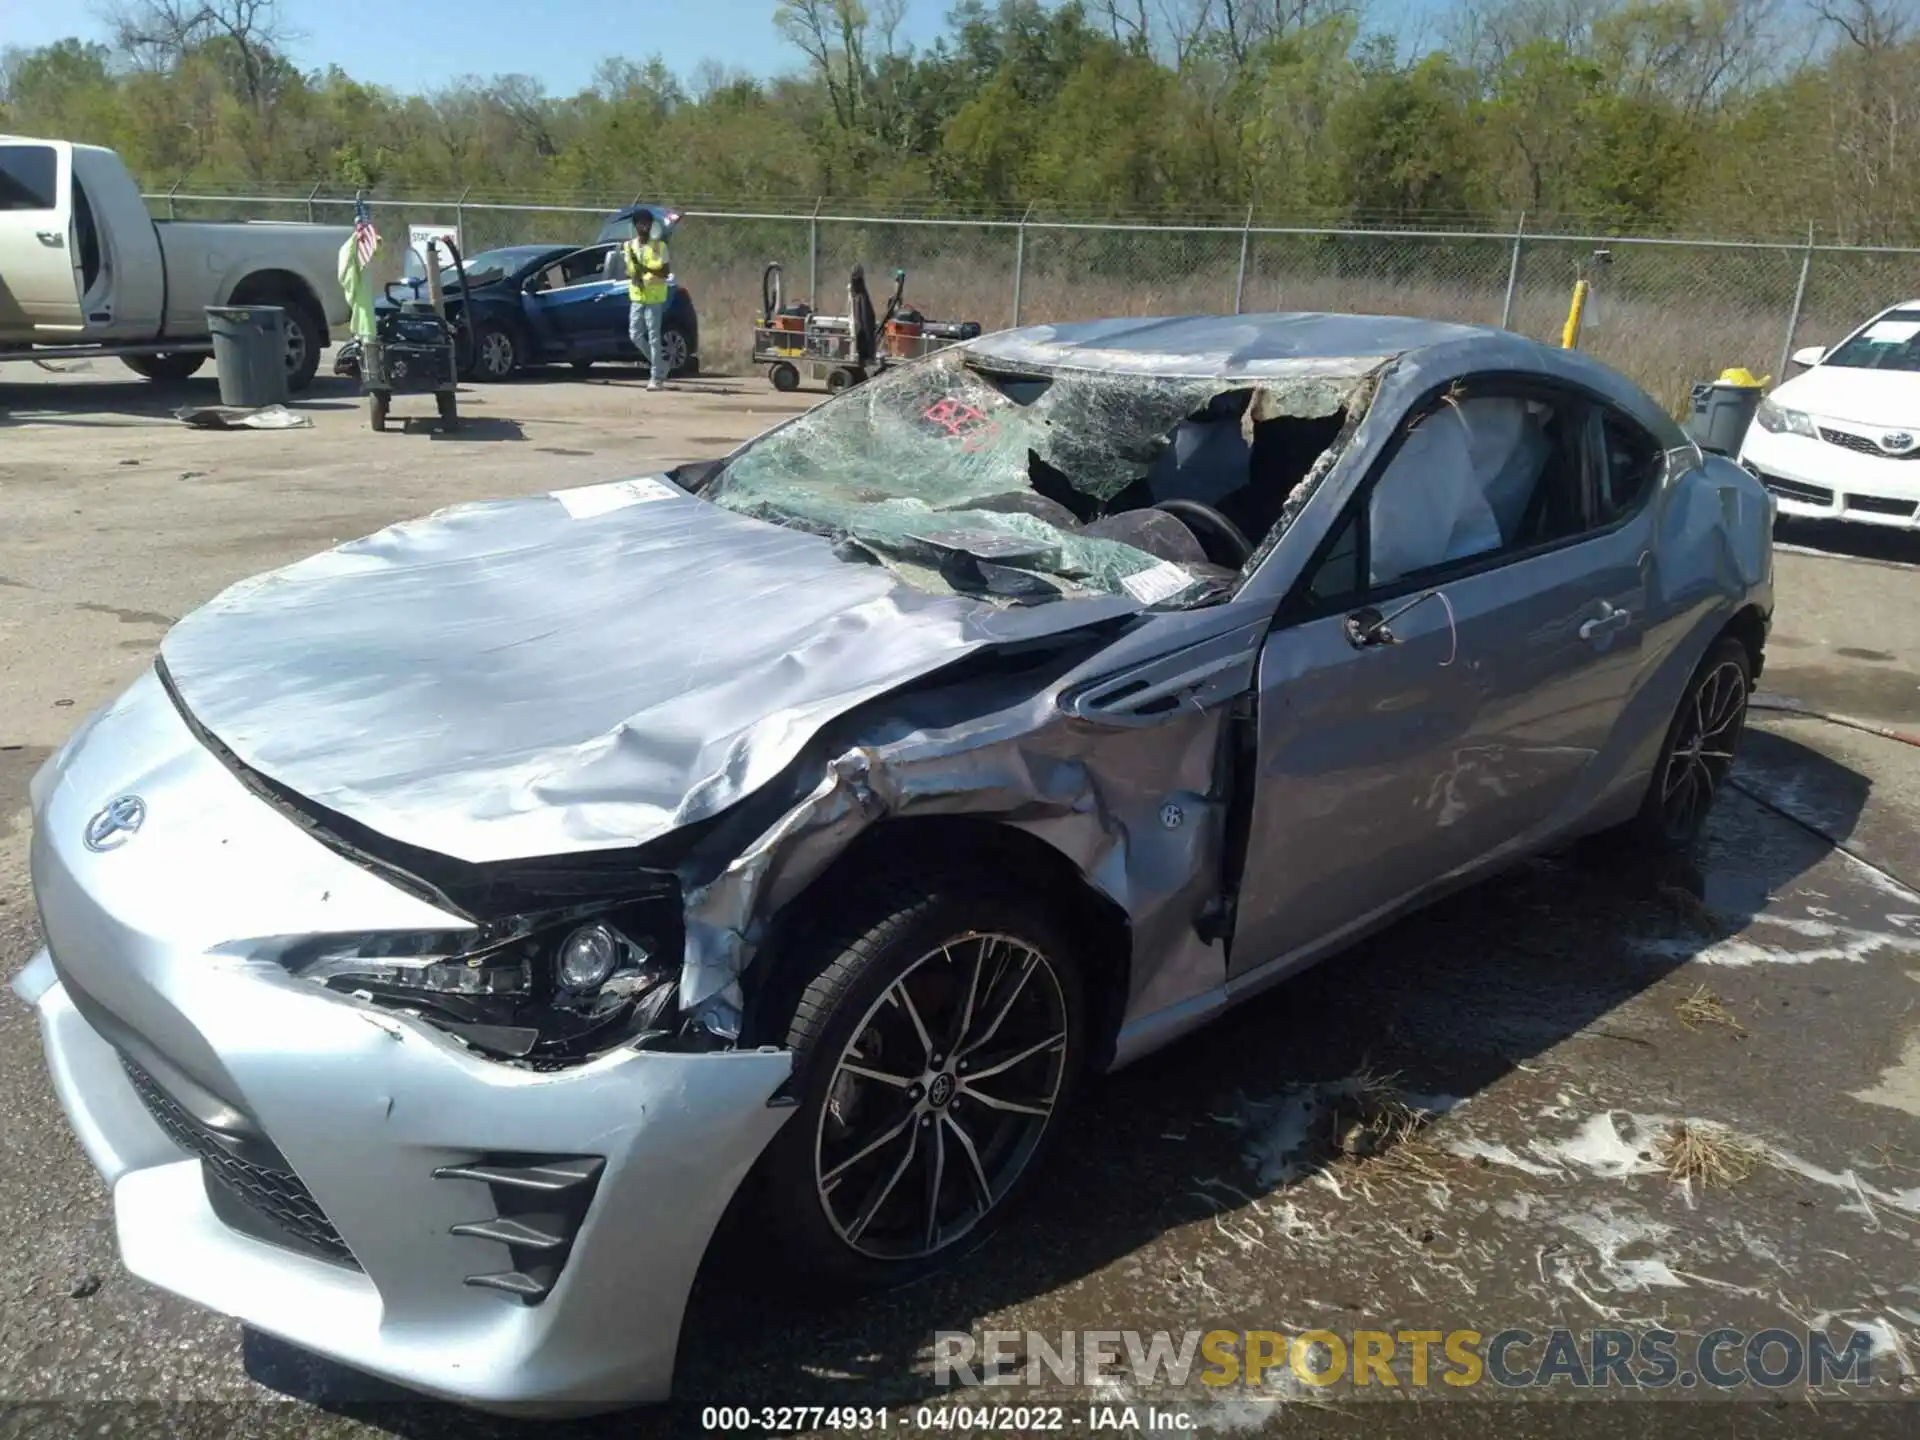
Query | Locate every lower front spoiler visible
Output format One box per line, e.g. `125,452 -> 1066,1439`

15,949 -> 795,1415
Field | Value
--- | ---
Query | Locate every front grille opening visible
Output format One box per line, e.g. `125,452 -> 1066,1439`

1761,476 -> 1834,505
120,1055 -> 360,1270
1845,494 -> 1918,517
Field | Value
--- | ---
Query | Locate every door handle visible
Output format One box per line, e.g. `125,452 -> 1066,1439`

37,230 -> 65,247
1578,604 -> 1632,642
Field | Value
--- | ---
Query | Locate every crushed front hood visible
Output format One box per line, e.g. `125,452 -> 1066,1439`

158,477 -> 1127,867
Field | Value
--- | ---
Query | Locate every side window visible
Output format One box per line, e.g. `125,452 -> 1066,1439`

568,248 -> 616,285
1363,391 -> 1586,589
1599,413 -> 1662,520
1297,386 -> 1600,606
1304,509 -> 1361,606
0,144 -> 59,211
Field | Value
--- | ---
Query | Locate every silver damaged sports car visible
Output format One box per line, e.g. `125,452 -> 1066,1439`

15,314 -> 1773,1411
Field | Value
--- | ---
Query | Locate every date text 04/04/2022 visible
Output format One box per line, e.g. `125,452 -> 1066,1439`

699,1404 -> 1195,1431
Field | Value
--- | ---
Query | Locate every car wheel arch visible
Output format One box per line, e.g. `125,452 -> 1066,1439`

744,816 -> 1133,1072
1720,603 -> 1767,683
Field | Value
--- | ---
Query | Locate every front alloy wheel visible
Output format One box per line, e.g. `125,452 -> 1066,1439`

816,934 -> 1069,1260
753,877 -> 1086,1291
470,323 -> 516,381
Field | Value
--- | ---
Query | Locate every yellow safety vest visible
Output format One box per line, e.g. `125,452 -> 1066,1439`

624,239 -> 669,305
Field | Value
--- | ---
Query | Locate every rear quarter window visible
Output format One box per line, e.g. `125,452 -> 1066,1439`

0,145 -> 58,211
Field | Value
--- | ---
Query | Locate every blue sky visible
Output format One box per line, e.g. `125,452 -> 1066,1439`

0,0 -> 958,93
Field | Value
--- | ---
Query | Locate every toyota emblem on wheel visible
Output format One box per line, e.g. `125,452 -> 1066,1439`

83,795 -> 147,852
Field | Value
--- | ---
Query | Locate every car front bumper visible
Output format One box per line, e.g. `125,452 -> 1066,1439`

1740,425 -> 1920,527
15,669 -> 794,1413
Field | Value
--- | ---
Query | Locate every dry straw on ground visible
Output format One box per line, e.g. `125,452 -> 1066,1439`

1653,1120 -> 1767,1188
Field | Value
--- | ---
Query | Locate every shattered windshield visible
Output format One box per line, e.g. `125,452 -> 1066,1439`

703,350 -> 1351,605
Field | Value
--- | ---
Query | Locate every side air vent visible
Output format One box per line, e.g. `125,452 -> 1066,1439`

1061,624 -> 1265,726
434,1155 -> 605,1304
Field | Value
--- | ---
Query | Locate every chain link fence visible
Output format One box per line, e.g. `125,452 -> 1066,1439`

153,187 -> 1920,412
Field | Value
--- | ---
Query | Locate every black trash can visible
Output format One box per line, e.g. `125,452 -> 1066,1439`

1686,369 -> 1768,457
205,304 -> 289,408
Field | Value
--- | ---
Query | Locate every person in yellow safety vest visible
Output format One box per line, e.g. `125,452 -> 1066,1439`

622,210 -> 672,391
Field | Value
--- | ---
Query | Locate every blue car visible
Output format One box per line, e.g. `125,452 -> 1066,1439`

348,241 -> 701,383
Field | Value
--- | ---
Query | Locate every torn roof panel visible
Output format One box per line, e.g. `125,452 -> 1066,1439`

966,312 -> 1481,379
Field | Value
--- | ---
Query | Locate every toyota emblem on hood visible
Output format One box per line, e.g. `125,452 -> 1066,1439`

84,795 -> 147,852
1883,432 -> 1915,453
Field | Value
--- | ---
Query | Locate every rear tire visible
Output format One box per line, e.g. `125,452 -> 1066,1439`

660,321 -> 695,378
1627,635 -> 1753,852
275,295 -> 324,393
750,874 -> 1087,1294
124,353 -> 206,383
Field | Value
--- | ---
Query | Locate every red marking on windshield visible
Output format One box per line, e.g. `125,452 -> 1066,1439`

924,398 -> 1002,452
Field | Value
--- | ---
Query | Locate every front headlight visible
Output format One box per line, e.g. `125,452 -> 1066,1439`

279,899 -> 680,1065
1755,398 -> 1818,437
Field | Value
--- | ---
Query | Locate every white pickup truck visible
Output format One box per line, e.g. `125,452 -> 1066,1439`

1,136 -> 352,390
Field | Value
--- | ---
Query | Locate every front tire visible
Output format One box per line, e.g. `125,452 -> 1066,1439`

466,321 -> 519,382
1630,635 -> 1753,850
753,876 -> 1087,1293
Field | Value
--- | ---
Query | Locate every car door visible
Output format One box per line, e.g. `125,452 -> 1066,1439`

1228,379 -> 1652,980
555,244 -> 630,356
0,141 -> 86,335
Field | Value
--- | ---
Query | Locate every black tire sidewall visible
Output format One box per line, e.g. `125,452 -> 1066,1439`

277,297 -> 323,392
472,322 -> 517,381
753,880 -> 1089,1294
1635,634 -> 1752,849
661,322 -> 692,377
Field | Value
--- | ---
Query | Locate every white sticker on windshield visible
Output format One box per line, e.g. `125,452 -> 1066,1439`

1864,320 -> 1920,344
551,477 -> 679,519
1121,560 -> 1194,606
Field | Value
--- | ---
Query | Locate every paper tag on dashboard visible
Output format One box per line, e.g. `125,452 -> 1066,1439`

1121,560 -> 1194,606
551,477 -> 679,519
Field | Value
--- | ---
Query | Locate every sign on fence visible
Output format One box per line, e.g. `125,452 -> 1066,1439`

407,223 -> 461,267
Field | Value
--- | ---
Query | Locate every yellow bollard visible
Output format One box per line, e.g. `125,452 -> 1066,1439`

1561,279 -> 1589,349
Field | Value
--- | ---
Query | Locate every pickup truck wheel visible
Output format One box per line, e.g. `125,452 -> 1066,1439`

123,353 -> 205,383
225,291 -> 326,393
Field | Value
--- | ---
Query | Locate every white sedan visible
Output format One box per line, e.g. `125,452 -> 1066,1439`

1741,299 -> 1920,526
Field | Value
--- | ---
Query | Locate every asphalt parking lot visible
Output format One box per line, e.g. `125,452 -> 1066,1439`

2,358 -> 1918,1437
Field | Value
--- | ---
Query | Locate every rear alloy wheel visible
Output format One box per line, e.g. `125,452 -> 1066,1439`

755,879 -> 1085,1291
658,324 -> 693,379
277,298 -> 323,392
1637,636 -> 1752,849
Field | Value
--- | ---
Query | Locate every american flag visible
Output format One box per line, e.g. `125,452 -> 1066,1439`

352,199 -> 379,267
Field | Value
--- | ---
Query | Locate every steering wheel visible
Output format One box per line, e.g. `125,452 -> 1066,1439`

1152,500 -> 1254,569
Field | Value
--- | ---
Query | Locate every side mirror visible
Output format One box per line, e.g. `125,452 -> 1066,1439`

1791,345 -> 1826,368
1343,606 -> 1396,649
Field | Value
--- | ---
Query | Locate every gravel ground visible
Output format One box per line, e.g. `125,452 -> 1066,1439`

2,359 -> 1917,1438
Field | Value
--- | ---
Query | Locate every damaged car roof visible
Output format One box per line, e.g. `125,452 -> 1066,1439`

970,312 -> 1494,378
